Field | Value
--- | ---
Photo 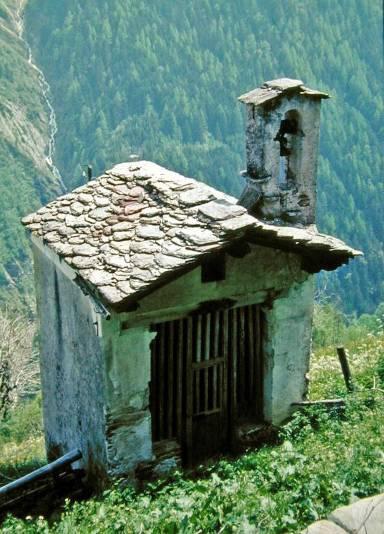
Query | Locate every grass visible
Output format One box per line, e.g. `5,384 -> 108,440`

309,330 -> 384,399
0,396 -> 45,484
1,331 -> 383,532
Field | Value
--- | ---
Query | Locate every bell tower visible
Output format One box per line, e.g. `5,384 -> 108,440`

237,78 -> 329,226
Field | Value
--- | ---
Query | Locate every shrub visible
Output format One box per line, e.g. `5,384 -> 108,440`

1,307 -> 383,532
0,311 -> 40,419
376,351 -> 384,386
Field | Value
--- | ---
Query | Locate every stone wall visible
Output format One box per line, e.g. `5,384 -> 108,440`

32,238 -> 108,488
240,95 -> 321,225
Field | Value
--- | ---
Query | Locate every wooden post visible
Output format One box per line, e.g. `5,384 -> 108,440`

204,313 -> 211,412
185,317 -> 193,466
248,305 -> 255,408
238,307 -> 246,406
159,323 -> 165,437
167,321 -> 174,438
213,310 -> 220,409
337,346 -> 354,392
176,319 -> 183,441
222,309 -> 229,416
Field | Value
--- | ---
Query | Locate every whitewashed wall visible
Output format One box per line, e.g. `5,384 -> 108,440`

33,237 -> 314,481
32,239 -> 108,488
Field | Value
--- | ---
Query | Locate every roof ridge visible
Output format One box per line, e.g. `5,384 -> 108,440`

22,161 -> 360,310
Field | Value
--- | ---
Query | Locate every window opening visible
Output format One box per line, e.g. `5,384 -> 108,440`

274,110 -> 300,185
201,252 -> 226,283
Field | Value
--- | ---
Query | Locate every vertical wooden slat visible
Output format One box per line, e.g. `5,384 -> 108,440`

252,305 -> 262,416
204,313 -> 211,411
185,316 -> 193,465
205,313 -> 211,360
158,322 -> 165,439
217,363 -> 221,411
213,310 -> 220,358
196,315 -> 202,362
239,307 -> 246,407
255,305 -> 263,418
194,315 -> 202,414
194,372 -> 200,415
167,320 -> 175,438
228,309 -> 234,447
176,319 -> 183,440
213,310 -> 219,409
222,308 -> 229,417
151,331 -> 158,441
229,309 -> 239,427
248,305 -> 255,411
203,368 -> 207,413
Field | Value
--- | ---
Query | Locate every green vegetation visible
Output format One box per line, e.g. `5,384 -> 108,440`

0,0 -> 60,308
312,300 -> 384,350
0,1 -> 382,528
0,0 -> 382,314
1,306 -> 383,532
25,0 -> 384,314
0,0 -> 383,527
0,396 -> 44,483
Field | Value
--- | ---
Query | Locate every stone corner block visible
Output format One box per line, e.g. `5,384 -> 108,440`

300,519 -> 347,533
328,493 -> 384,534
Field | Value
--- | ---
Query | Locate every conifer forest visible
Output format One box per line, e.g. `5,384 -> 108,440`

0,0 -> 382,315
0,1 -> 384,532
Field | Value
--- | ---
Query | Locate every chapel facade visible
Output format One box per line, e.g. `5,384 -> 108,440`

22,78 -> 360,486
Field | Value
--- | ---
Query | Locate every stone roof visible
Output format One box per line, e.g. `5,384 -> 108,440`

22,161 -> 361,310
238,78 -> 329,107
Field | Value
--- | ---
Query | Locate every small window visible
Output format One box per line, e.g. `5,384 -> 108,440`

201,252 -> 226,283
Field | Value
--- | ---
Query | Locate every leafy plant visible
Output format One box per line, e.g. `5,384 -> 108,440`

1,328 -> 383,533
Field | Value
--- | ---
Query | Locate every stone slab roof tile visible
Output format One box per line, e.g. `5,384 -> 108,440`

22,160 -> 360,310
238,78 -> 329,106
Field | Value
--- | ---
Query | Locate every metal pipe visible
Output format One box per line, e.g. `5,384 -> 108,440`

0,449 -> 82,498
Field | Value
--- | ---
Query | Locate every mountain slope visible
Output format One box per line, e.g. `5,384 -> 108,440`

23,0 -> 384,313
0,0 -> 62,307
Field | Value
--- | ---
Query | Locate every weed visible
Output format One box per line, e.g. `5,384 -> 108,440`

1,326 -> 383,532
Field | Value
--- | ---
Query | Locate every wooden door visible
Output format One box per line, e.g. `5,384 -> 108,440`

189,309 -> 229,463
150,304 -> 263,465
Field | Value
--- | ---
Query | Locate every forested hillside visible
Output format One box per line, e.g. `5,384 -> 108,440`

0,0 -> 61,307
0,0 -> 382,314
24,0 -> 383,315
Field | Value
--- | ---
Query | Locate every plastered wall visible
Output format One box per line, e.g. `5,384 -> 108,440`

108,242 -> 315,454
33,238 -> 314,480
33,241 -> 108,487
263,277 -> 315,423
102,321 -> 155,477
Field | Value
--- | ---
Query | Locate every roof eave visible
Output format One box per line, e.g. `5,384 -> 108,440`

25,221 -> 362,313
238,81 -> 330,107
99,234 -> 362,312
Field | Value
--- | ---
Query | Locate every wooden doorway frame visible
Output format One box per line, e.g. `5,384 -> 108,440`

150,303 -> 264,465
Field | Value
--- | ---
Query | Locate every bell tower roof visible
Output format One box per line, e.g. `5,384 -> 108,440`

238,78 -> 329,107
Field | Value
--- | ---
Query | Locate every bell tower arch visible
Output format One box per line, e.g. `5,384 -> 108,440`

238,78 -> 329,226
